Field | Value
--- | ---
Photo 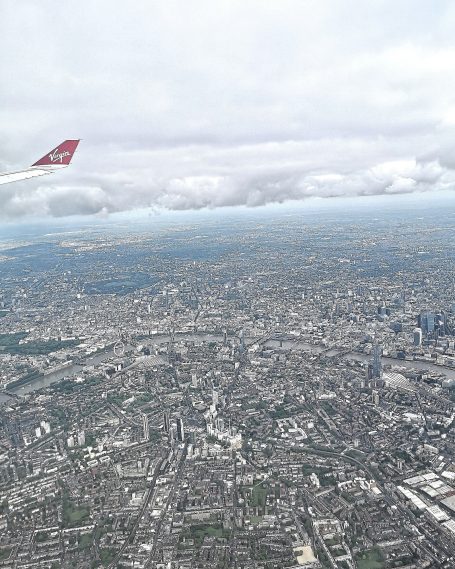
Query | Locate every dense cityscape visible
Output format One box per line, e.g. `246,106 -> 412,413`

0,201 -> 455,569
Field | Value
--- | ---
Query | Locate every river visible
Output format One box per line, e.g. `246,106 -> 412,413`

264,338 -> 455,380
1,332 -> 454,401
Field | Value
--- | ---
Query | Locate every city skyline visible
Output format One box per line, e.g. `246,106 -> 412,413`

1,201 -> 455,566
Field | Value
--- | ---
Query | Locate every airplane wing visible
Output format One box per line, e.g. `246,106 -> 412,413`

0,140 -> 80,185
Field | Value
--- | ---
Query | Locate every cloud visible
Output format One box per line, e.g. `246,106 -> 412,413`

0,185 -> 110,218
3,157 -> 451,219
1,0 -> 455,219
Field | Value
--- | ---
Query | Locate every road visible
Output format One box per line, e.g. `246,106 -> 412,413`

106,456 -> 165,569
145,444 -> 187,566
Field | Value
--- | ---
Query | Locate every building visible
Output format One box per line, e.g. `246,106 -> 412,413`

177,417 -> 185,442
413,327 -> 422,346
77,430 -> 86,447
163,411 -> 170,434
419,311 -> 435,336
372,391 -> 380,406
371,343 -> 382,379
191,372 -> 198,388
239,329 -> 245,351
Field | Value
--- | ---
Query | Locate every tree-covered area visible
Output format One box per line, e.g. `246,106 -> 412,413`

181,524 -> 229,547
53,376 -> 101,395
0,548 -> 12,561
355,547 -> 385,569
61,488 -> 90,528
0,331 -> 28,346
107,393 -> 129,406
0,331 -> 80,355
6,369 -> 43,390
5,338 -> 80,355
98,548 -> 116,566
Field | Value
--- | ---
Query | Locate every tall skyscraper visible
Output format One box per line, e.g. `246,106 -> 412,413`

239,329 -> 245,349
419,311 -> 435,335
371,343 -> 382,379
77,430 -> 86,447
163,411 -> 170,434
191,372 -> 198,388
177,417 -> 185,442
414,328 -> 422,346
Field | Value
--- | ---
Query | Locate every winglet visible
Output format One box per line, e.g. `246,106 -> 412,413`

32,140 -> 80,167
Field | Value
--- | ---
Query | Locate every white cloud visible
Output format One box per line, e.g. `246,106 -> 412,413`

1,0 -> 455,219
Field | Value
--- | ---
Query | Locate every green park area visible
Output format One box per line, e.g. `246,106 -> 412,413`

0,331 -> 79,355
0,548 -> 12,561
0,332 -> 28,347
185,524 -> 229,547
355,548 -> 385,569
78,533 -> 93,550
66,505 -> 90,524
251,484 -> 267,507
62,496 -> 90,527
107,393 -> 129,406
99,548 -> 116,566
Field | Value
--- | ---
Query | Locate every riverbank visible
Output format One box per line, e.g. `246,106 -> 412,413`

1,332 -> 454,400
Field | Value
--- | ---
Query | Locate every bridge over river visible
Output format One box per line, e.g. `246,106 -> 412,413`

1,331 -> 454,401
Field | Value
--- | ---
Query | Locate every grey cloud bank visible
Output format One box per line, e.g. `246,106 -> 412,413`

1,0 -> 455,219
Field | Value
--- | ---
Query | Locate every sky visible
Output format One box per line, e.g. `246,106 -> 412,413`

2,0 -> 455,221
